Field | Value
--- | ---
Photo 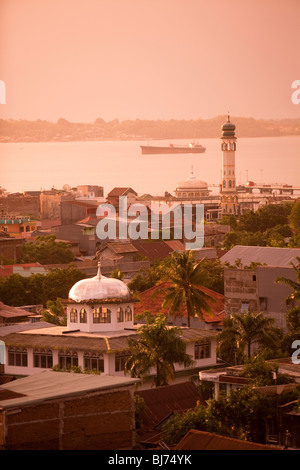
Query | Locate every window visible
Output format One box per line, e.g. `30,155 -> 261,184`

229,180 -> 232,188
70,308 -> 78,323
194,340 -> 211,359
8,347 -> 28,367
33,349 -> 53,368
80,308 -> 87,323
117,307 -> 124,322
125,306 -> 132,322
223,180 -> 226,188
115,353 -> 130,372
84,352 -> 104,372
58,350 -> 78,369
241,302 -> 249,313
93,307 -> 111,323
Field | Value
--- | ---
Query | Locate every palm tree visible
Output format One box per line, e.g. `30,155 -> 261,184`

125,313 -> 194,387
160,250 -> 214,327
231,312 -> 275,359
275,256 -> 300,305
275,257 -> 300,331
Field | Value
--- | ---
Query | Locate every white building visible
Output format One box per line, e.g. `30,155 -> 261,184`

1,264 -> 218,382
175,168 -> 210,200
220,115 -> 239,215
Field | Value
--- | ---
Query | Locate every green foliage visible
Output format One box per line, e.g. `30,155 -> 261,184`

163,382 -> 300,446
21,235 -> 74,264
159,251 -> 215,326
52,364 -> 100,374
217,312 -> 275,362
222,202 -> 298,250
110,269 -> 125,280
289,200 -> 300,230
0,266 -> 86,306
125,313 -> 194,387
129,255 -> 224,295
41,298 -> 66,326
241,356 -> 280,386
128,262 -> 162,293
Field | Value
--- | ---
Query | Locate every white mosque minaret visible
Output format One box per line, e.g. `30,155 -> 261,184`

220,114 -> 239,214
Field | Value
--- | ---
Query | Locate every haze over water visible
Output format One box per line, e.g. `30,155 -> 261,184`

1,136 -> 299,197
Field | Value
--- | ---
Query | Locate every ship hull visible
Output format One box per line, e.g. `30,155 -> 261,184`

141,145 -> 206,155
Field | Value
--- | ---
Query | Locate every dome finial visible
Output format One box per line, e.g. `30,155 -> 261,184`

96,260 -> 102,279
227,111 -> 230,122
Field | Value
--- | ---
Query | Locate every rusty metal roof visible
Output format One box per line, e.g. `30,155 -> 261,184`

174,429 -> 283,450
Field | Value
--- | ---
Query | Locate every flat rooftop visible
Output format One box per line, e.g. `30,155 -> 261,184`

0,370 -> 140,409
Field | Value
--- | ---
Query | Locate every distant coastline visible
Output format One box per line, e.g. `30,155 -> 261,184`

0,115 -> 300,143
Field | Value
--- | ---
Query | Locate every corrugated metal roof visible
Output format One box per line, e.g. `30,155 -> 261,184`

0,370 -> 140,409
221,245 -> 300,267
136,382 -> 206,430
0,321 -> 53,337
174,429 -> 283,450
0,302 -> 35,319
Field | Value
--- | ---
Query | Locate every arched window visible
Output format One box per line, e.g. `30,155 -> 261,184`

33,349 -> 53,368
70,308 -> 78,323
58,350 -> 78,369
8,347 -> 27,367
223,180 -> 226,188
117,307 -> 124,322
229,180 -> 232,188
80,308 -> 87,323
84,352 -> 104,372
125,306 -> 132,322
93,307 -> 111,323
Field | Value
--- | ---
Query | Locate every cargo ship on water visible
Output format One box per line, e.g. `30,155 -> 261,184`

140,142 -> 206,155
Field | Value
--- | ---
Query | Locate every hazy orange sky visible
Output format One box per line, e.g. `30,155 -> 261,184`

0,0 -> 299,122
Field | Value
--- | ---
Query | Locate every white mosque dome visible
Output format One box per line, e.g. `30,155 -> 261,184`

176,169 -> 208,190
68,265 -> 131,303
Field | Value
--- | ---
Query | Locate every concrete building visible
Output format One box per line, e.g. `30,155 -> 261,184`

0,237 -> 25,263
0,370 -> 139,450
1,264 -> 218,380
220,246 -> 300,329
51,219 -> 99,256
0,216 -> 39,237
60,200 -> 99,225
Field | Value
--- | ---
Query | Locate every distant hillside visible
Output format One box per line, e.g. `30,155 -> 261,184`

0,116 -> 300,142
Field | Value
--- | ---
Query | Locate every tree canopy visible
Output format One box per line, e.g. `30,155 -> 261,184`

0,266 -> 86,306
125,313 -> 194,387
21,235 -> 74,264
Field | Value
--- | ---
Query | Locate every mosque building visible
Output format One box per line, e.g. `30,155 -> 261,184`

2,263 -> 217,380
174,167 -> 210,200
220,115 -> 239,215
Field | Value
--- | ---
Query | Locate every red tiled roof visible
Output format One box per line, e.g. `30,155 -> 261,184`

136,382 -> 206,431
134,281 -> 224,324
0,263 -> 44,277
131,240 -> 184,262
76,215 -> 99,225
107,187 -> 138,197
0,302 -> 33,319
